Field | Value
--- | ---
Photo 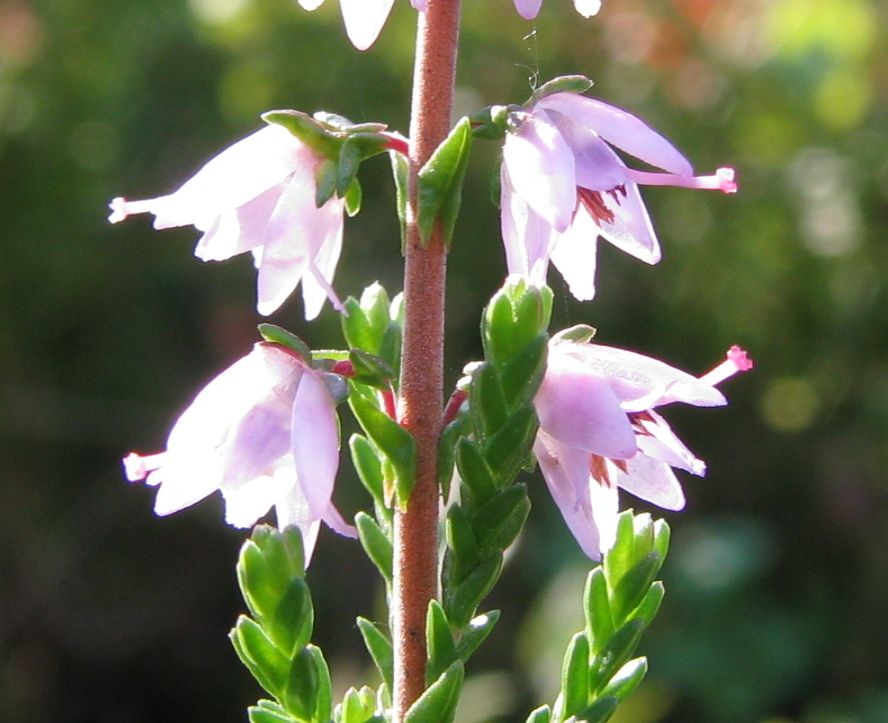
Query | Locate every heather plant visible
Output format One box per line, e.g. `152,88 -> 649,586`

110,3 -> 750,721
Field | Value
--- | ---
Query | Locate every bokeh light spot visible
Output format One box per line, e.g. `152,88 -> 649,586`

760,376 -> 819,432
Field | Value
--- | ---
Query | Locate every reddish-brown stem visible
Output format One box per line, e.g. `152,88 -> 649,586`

393,0 -> 461,719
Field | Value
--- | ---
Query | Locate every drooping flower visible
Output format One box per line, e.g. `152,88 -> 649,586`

109,124 -> 345,320
501,91 -> 737,300
533,340 -> 752,559
122,343 -> 355,563
299,0 -> 427,51
512,0 -> 602,20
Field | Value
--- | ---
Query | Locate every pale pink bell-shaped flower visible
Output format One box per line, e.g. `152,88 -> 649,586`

109,124 -> 345,320
513,0 -> 601,19
533,340 -> 752,559
501,92 -> 736,300
299,0 -> 427,51
122,343 -> 355,563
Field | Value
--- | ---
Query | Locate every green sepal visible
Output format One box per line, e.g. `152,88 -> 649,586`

527,75 -> 593,107
489,161 -> 501,209
426,600 -> 457,685
416,117 -> 472,247
263,109 -> 339,158
307,645 -> 332,722
403,660 -> 464,723
455,609 -> 500,663
599,657 -> 648,703
345,177 -> 362,217
230,616 -> 288,698
339,686 -> 379,723
355,511 -> 393,584
629,581 -> 665,630
576,696 -> 618,723
471,484 -> 530,553
468,104 -> 512,139
312,111 -> 387,134
349,393 -> 415,507
258,325 -> 312,361
356,617 -> 394,692
444,552 -> 502,629
248,699 -> 295,723
390,151 -> 409,252
551,323 -> 597,344
349,434 -> 388,518
560,632 -> 591,718
315,157 -> 338,208
455,439 -> 497,505
337,138 -> 363,197
590,620 -> 645,693
611,552 -> 662,622
525,705 -> 551,723
349,349 -> 395,390
282,647 -> 317,721
584,568 -> 614,656
483,404 -> 537,481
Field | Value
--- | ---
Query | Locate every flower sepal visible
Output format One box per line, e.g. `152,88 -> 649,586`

551,323 -> 597,344
262,109 -> 341,159
527,74 -> 594,107
257,323 -> 312,362
469,104 -> 514,140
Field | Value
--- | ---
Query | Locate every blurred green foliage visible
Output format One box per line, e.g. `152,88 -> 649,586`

1,0 -> 886,721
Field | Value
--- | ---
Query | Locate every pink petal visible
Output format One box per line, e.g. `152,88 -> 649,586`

152,455 -> 222,516
549,204 -> 600,301
537,93 -> 693,177
544,110 -> 629,192
339,0 -> 396,51
410,0 -> 428,9
536,351 -> 637,459
291,370 -> 340,524
222,467 -> 291,528
573,0 -> 601,16
503,111 -> 577,232
594,177 -> 661,264
635,410 -> 705,475
513,0 -> 543,19
500,164 -> 554,284
300,199 -> 345,320
194,185 -> 282,262
615,454 -> 686,511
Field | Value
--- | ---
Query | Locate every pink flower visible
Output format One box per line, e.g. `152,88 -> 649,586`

501,92 -> 736,300
513,0 -> 601,19
533,340 -> 752,559
122,343 -> 355,563
299,0 -> 426,51
109,124 -> 345,320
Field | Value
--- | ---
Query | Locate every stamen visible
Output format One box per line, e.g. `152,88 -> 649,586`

308,260 -> 347,316
578,187 -> 616,224
589,454 -> 616,488
698,345 -> 754,387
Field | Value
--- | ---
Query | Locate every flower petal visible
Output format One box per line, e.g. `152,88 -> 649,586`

194,185 -> 282,262
594,177 -> 661,264
549,204 -> 600,301
300,199 -> 345,320
339,0 -> 396,51
635,410 -> 706,475
573,0 -> 601,17
291,370 -> 340,524
503,111 -> 577,232
544,109 -> 629,192
535,350 -> 637,459
500,164 -> 553,284
222,466 -> 291,528
537,93 -> 693,176
615,453 -> 686,511
513,0 -> 543,19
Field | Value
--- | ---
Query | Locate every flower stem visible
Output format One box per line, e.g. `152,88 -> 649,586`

394,0 -> 461,719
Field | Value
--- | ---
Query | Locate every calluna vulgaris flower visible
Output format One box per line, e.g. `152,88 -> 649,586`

122,343 -> 355,563
109,124 -> 344,319
533,340 -> 752,559
513,0 -> 602,19
501,92 -> 736,300
299,0 -> 426,51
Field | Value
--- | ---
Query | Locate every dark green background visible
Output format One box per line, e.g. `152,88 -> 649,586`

1,1 -> 886,720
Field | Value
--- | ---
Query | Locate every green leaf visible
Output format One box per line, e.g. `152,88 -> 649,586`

283,647 -> 318,722
248,699 -> 296,723
629,582 -> 665,630
498,333 -> 547,411
356,617 -> 393,691
437,418 -> 463,497
470,362 -> 508,439
349,434 -> 388,518
444,504 -> 481,579
349,394 -> 415,507
238,541 -> 280,623
355,512 -> 393,584
630,513 -> 654,563
471,484 -> 530,553
455,609 -> 500,662
307,645 -> 332,722
524,705 -> 551,723
268,578 -> 314,658
653,519 -> 671,561
257,325 -> 312,361
527,74 -> 593,106
361,283 -> 393,336
403,661 -> 464,723
576,696 -> 618,723
230,616 -> 288,698
590,620 -> 645,693
598,657 -> 648,702
390,150 -> 409,253
560,632 -> 591,718
445,553 -> 502,629
349,349 -> 395,390
344,177 -> 362,217
263,109 -> 340,157
604,511 -> 637,592
340,687 -> 365,723
416,117 -> 472,246
483,405 -> 537,481
611,552 -> 661,623
426,601 -> 457,684
455,439 -> 496,504
583,568 -> 614,656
